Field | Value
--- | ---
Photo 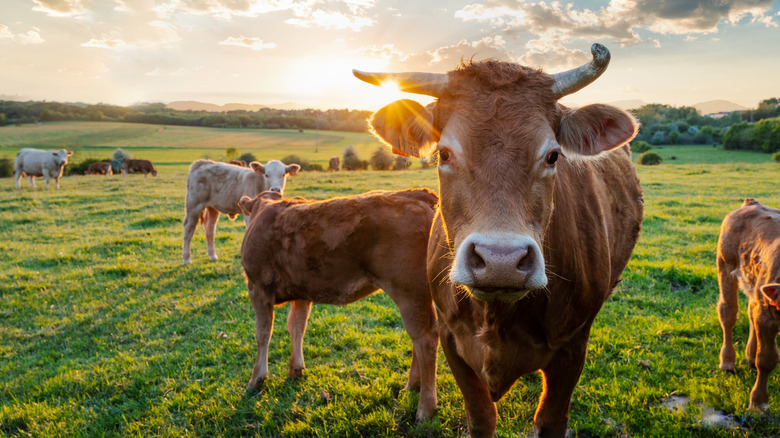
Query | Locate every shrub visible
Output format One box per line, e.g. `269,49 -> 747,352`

226,147 -> 239,161
393,155 -> 411,170
111,148 -> 132,173
0,158 -> 12,178
637,151 -> 663,166
723,122 -> 755,150
342,145 -> 364,170
280,154 -> 311,171
369,147 -> 394,170
772,151 -> 780,163
630,141 -> 651,153
238,152 -> 257,164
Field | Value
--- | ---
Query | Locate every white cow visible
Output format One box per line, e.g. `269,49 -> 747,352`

14,148 -> 73,189
182,159 -> 300,264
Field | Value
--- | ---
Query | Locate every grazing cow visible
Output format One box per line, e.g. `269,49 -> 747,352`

122,158 -> 158,177
328,156 -> 340,171
182,159 -> 300,264
238,188 -> 439,420
718,198 -> 780,410
85,161 -> 113,176
355,43 -> 643,437
14,148 -> 73,189
229,160 -> 248,167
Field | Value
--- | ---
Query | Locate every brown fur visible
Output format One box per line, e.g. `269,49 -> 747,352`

85,161 -> 112,175
239,188 -> 440,421
367,59 -> 642,437
229,160 -> 248,167
122,158 -> 158,177
717,198 -> 780,410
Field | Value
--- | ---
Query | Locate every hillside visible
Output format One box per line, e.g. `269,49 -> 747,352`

693,99 -> 748,115
167,101 -> 312,112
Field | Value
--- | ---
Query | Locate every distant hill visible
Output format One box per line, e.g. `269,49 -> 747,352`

606,99 -> 647,110
693,100 -> 748,115
167,100 -> 313,112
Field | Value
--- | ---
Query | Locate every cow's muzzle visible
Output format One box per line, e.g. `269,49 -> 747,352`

450,233 -> 547,302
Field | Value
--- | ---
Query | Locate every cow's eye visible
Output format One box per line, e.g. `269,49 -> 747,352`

438,146 -> 452,163
546,150 -> 560,166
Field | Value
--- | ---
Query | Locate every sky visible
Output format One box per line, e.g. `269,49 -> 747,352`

0,0 -> 778,111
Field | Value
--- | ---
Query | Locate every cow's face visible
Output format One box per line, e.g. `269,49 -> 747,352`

356,44 -> 637,302
250,160 -> 301,194
53,149 -> 72,166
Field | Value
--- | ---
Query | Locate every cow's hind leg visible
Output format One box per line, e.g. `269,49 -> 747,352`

749,308 -> 779,410
14,169 -> 22,189
182,206 -> 203,264
203,207 -> 220,262
440,325 -> 496,436
534,334 -> 589,438
29,175 -> 36,188
747,300 -> 759,368
286,300 -> 312,379
248,284 -> 275,389
391,294 -> 438,421
717,260 -> 739,371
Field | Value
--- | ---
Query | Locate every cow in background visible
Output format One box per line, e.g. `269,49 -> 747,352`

182,159 -> 300,264
238,188 -> 439,421
718,198 -> 780,410
122,158 -> 158,177
328,156 -> 340,171
14,148 -> 73,189
229,160 -> 248,167
85,161 -> 113,176
355,43 -> 643,436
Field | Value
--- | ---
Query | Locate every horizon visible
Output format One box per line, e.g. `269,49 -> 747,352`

1,1 -> 779,111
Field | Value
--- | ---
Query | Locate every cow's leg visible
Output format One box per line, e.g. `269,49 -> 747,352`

750,311 -> 779,410
42,169 -> 51,189
248,284 -> 275,389
29,175 -> 36,188
746,300 -> 759,368
286,299 -> 312,379
534,335 -> 589,438
243,214 -> 250,228
717,260 -> 739,371
54,175 -> 61,189
14,169 -> 22,189
203,207 -> 220,262
391,293 -> 438,421
182,207 -> 202,264
440,325 -> 496,436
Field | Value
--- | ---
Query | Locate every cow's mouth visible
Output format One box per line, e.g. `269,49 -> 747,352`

467,286 -> 531,303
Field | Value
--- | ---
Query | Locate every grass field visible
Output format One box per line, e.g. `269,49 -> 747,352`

2,123 -> 780,437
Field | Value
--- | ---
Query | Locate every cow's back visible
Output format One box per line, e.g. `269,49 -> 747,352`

186,159 -> 255,215
15,148 -> 48,174
719,200 -> 780,286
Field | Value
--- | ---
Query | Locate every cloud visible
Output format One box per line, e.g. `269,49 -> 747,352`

0,25 -> 45,44
358,36 -> 514,71
82,38 -> 126,49
285,10 -> 374,31
357,43 -> 407,61
219,36 -> 276,50
30,0 -> 85,17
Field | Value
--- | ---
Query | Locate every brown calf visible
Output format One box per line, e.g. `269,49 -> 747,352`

122,158 -> 158,177
718,198 -> 780,410
239,188 -> 439,420
85,161 -> 112,175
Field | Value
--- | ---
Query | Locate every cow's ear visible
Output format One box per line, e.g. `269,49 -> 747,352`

286,164 -> 301,176
761,284 -> 780,304
557,104 -> 638,156
238,195 -> 256,215
250,161 -> 265,174
369,99 -> 439,158
67,151 -> 73,156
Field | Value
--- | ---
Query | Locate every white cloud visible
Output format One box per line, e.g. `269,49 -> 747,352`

0,25 -> 12,39
0,25 -> 45,44
30,0 -> 85,17
219,36 -> 276,50
81,38 -> 126,49
357,43 -> 407,61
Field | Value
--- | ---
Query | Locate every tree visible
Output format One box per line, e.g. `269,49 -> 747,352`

226,147 -> 239,161
342,145 -> 364,170
751,117 -> 780,153
0,113 -> 6,126
369,147 -> 394,170
723,122 -> 755,150
238,152 -> 257,164
111,148 -> 132,173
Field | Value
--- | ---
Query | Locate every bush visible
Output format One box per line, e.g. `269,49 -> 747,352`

637,151 -> 663,166
0,158 -> 13,178
342,145 -> 364,170
238,152 -> 257,164
280,154 -> 309,171
226,147 -> 239,161
111,148 -> 132,173
772,151 -> 780,163
723,122 -> 755,150
393,155 -> 411,170
65,158 -> 105,176
369,147 -> 394,170
630,141 -> 651,153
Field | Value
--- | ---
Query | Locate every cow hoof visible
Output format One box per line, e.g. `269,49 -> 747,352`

209,255 -> 218,262
247,377 -> 266,390
183,258 -> 191,265
288,367 -> 304,380
718,362 -> 735,373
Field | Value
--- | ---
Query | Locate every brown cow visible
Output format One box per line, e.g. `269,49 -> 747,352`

328,156 -> 340,171
355,43 -> 643,436
238,188 -> 440,420
85,161 -> 112,175
122,158 -> 158,177
718,198 -> 780,410
229,160 -> 248,167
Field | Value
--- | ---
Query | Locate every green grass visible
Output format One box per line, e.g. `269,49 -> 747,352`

2,126 -> 780,436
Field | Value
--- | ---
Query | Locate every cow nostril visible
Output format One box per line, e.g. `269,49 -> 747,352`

467,242 -> 486,271
517,248 -> 534,273
270,187 -> 281,193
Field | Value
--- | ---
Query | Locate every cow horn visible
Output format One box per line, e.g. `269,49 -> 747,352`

352,70 -> 448,97
551,43 -> 611,99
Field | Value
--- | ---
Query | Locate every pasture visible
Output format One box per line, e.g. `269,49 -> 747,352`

1,122 -> 780,437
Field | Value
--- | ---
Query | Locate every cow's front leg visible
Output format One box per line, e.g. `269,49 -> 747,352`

42,170 -> 51,189
440,326 -> 496,437
394,295 -> 438,420
749,311 -> 779,410
14,170 -> 22,189
746,300 -> 759,368
286,299 -> 312,379
717,260 -> 739,371
247,286 -> 275,389
203,207 -> 220,262
534,336 -> 589,437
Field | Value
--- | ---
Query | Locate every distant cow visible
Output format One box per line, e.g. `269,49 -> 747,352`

229,160 -> 248,167
182,159 -> 300,264
718,198 -> 780,410
85,161 -> 112,176
328,156 -> 340,171
238,188 -> 439,420
122,158 -> 158,177
14,148 -> 73,189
